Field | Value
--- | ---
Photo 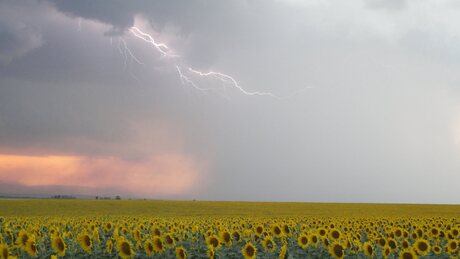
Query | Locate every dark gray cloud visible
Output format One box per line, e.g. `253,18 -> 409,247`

1,0 -> 460,202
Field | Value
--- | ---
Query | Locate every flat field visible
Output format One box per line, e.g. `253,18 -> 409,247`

0,200 -> 459,258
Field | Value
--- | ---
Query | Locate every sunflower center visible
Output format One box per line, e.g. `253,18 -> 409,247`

334,244 -> 343,257
57,239 -> 65,251
223,233 -> 230,242
418,242 -> 428,251
84,236 -> 91,247
367,245 -> 373,255
402,252 -> 413,259
245,245 -> 255,256
331,231 -> 339,239
121,242 -> 131,255
301,236 -> 308,245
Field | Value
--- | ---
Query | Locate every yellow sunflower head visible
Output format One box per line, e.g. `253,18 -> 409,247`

279,244 -> 287,259
242,242 -> 256,259
447,240 -> 458,253
255,225 -> 264,235
77,232 -> 92,254
309,234 -> 319,246
262,236 -> 276,253
329,229 -> 341,240
329,242 -> 344,259
175,246 -> 187,259
399,249 -> 418,259
117,238 -> 134,259
297,234 -> 309,249
363,242 -> 374,257
51,235 -> 66,257
25,235 -> 38,257
207,245 -> 215,259
0,243 -> 10,259
153,237 -> 165,254
272,225 -> 282,237
382,245 -> 391,259
106,239 -> 113,254
16,230 -> 29,248
164,234 -> 175,247
413,239 -> 430,256
206,235 -> 221,249
220,231 -> 232,246
144,240 -> 155,256
432,245 -> 442,255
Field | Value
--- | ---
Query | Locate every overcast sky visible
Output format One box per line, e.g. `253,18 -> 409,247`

1,0 -> 460,203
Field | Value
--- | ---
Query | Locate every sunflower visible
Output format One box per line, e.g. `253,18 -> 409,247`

279,244 -> 287,259
429,227 -> 440,237
207,245 -> 215,259
117,238 -> 134,259
363,241 -> 374,257
387,238 -> 397,250
16,230 -> 29,248
447,240 -> 458,253
297,234 -> 309,249
104,222 -> 113,232
329,242 -> 344,259
144,240 -> 155,256
153,228 -> 161,237
282,225 -> 291,236
432,245 -> 442,255
78,231 -> 92,254
378,237 -> 386,247
164,234 -> 175,247
220,231 -> 232,246
51,235 -> 66,257
382,245 -> 391,259
394,228 -> 403,238
272,225 -> 282,237
255,225 -> 264,236
329,229 -> 341,240
25,236 -> 38,257
175,246 -> 187,259
451,228 -> 460,238
309,234 -> 319,246
0,243 -> 9,259
262,236 -> 276,252
206,235 -> 221,249
233,231 -> 241,242
399,249 -> 418,259
106,239 -> 113,254
322,237 -> 330,248
413,239 -> 430,256
153,237 -> 165,254
401,240 -> 410,250
242,242 -> 256,259
318,228 -> 327,237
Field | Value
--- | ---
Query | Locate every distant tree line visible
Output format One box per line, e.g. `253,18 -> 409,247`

50,195 -> 76,199
95,195 -> 122,200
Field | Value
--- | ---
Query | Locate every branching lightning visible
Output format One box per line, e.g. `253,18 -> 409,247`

127,26 -> 283,98
117,37 -> 143,82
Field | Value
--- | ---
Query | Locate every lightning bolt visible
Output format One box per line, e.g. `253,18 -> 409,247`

128,26 -> 282,98
117,37 -> 143,82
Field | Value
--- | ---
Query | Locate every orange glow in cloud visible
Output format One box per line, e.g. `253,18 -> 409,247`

0,153 -> 200,196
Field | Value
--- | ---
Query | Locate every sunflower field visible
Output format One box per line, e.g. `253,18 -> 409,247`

1,200 -> 460,258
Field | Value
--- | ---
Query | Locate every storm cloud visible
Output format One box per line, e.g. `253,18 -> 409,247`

1,0 -> 460,202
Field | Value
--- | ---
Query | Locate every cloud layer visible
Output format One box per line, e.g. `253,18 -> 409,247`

1,0 -> 460,202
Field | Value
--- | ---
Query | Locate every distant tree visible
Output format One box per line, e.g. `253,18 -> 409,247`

95,196 -> 99,200
115,195 -> 121,200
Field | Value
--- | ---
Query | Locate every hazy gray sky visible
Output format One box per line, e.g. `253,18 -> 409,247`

1,0 -> 460,203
